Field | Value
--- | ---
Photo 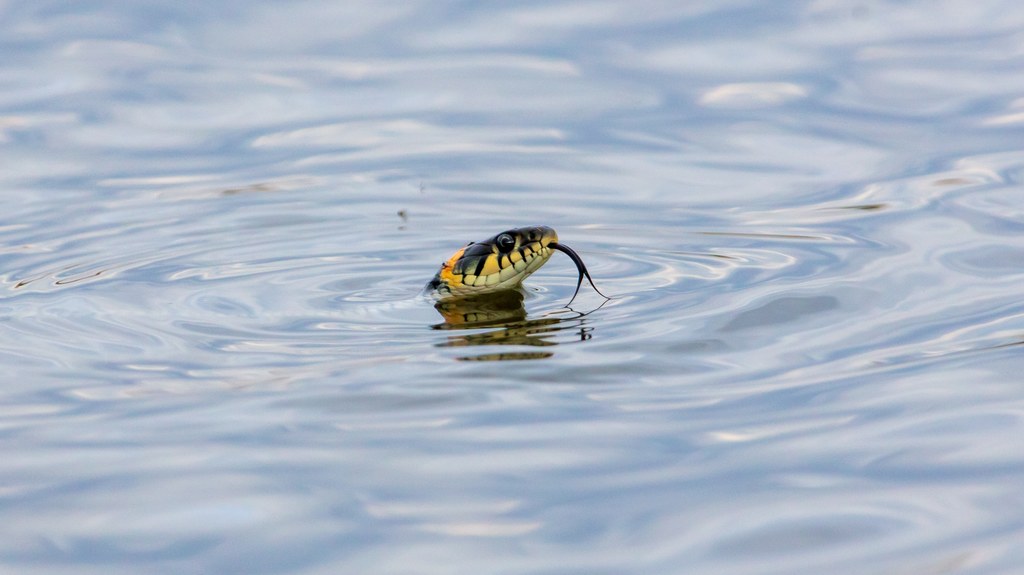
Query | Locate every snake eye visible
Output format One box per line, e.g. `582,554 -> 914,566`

496,233 -> 516,252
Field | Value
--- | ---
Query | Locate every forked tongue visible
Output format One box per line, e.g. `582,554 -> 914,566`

550,242 -> 610,305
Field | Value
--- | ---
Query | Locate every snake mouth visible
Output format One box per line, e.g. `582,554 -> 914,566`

550,242 -> 610,305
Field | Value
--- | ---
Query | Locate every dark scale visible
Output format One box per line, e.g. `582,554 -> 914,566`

453,242 -> 494,276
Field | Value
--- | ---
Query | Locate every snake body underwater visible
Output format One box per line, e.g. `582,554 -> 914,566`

426,225 -> 608,305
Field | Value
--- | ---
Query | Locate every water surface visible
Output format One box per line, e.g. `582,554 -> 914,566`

2,1 -> 1024,573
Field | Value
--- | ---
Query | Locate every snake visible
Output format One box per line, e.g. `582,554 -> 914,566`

425,225 -> 608,305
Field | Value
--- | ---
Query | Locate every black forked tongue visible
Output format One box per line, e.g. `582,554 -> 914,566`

550,242 -> 610,306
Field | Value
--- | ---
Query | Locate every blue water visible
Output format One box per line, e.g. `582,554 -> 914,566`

3,2 -> 1024,573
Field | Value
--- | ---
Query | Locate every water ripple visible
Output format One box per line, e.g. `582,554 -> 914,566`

4,3 -> 1024,574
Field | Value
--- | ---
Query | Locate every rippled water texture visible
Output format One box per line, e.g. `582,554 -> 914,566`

3,2 -> 1024,573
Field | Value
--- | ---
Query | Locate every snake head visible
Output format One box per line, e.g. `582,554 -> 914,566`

427,226 -> 608,305
427,226 -> 558,299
